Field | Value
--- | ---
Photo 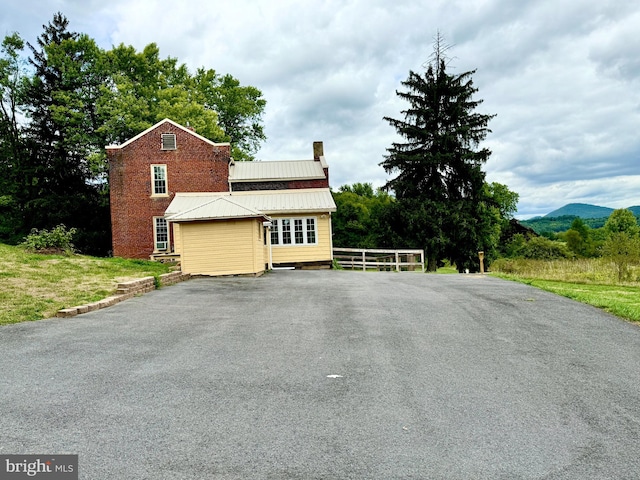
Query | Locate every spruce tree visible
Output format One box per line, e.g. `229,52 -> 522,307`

381,36 -> 495,271
22,13 -> 110,254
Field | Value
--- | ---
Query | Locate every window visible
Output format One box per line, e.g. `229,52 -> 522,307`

270,217 -> 318,246
282,219 -> 292,244
270,219 -> 279,245
161,133 -> 176,150
151,165 -> 167,196
154,217 -> 168,251
306,218 -> 316,244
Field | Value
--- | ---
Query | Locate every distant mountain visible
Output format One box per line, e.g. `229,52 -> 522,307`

520,203 -> 640,235
629,206 -> 640,217
544,203 -> 613,218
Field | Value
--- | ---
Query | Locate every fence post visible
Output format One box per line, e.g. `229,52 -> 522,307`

362,250 -> 366,272
395,252 -> 400,272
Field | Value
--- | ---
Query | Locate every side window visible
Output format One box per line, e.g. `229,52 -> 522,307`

154,217 -> 168,251
281,219 -> 292,244
294,219 -> 304,244
161,133 -> 176,150
306,218 -> 316,244
270,219 -> 279,245
151,165 -> 168,196
269,217 -> 317,246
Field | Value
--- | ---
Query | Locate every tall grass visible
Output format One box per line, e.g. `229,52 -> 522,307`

491,257 -> 640,322
491,257 -> 640,286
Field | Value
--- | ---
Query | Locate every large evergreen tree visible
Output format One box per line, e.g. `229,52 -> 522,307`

0,33 -> 28,242
381,36 -> 495,271
21,13 -> 110,255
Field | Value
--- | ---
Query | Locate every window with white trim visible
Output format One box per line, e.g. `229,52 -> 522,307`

270,220 -> 279,245
161,133 -> 176,150
154,217 -> 168,251
151,164 -> 168,196
270,217 -> 318,245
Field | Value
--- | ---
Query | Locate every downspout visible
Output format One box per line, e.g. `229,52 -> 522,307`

266,222 -> 273,270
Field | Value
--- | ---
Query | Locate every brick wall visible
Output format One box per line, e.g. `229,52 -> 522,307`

288,178 -> 330,189
231,178 -> 329,191
108,121 -> 231,259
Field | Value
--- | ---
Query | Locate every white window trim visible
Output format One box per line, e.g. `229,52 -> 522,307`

151,164 -> 168,197
153,217 -> 169,252
270,217 -> 318,246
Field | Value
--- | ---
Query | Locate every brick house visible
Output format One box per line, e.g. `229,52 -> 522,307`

107,119 -> 334,272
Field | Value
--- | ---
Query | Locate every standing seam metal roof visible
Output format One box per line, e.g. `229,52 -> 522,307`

229,160 -> 326,182
165,189 -> 336,221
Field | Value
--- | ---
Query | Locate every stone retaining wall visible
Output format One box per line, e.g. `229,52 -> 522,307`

57,271 -> 190,318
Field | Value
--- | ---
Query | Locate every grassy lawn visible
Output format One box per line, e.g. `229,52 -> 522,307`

491,258 -> 640,323
0,243 -> 172,325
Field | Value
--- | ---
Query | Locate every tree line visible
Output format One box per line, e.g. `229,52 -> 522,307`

0,13 -> 266,255
3,21 -> 521,270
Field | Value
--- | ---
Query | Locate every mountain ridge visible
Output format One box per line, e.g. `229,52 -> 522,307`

543,203 -> 640,219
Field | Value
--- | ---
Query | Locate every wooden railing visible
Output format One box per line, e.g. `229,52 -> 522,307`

333,248 -> 425,272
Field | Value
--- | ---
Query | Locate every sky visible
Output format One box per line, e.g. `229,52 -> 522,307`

3,0 -> 640,218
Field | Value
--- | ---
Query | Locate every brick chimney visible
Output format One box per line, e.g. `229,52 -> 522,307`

313,141 -> 324,161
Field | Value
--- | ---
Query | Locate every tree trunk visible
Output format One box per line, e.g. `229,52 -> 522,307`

427,256 -> 438,272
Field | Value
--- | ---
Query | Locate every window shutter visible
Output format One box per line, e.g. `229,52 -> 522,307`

161,133 -> 177,150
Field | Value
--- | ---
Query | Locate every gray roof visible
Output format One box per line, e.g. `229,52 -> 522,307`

165,188 -> 336,222
229,160 -> 326,182
165,197 -> 268,222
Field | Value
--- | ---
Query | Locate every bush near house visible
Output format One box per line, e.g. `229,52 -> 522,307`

21,224 -> 77,254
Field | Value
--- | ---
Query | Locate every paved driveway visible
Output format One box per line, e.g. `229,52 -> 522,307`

1,271 -> 640,479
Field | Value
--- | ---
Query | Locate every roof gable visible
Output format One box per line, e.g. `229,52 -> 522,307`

166,196 -> 267,222
105,118 -> 230,150
165,188 -> 337,221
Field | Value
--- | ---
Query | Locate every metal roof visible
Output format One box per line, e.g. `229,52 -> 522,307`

229,160 -> 326,182
166,197 -> 268,222
165,188 -> 336,222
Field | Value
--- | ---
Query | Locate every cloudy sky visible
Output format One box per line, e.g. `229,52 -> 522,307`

4,0 -> 640,217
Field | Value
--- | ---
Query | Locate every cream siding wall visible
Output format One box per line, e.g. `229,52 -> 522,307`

177,219 -> 265,276
268,213 -> 332,264
172,223 -> 181,254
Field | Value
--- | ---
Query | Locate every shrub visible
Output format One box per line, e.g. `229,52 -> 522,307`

521,236 -> 572,260
21,224 -> 77,254
601,232 -> 640,282
504,234 -> 571,260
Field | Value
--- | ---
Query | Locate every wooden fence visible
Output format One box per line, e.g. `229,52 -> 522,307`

333,248 -> 425,272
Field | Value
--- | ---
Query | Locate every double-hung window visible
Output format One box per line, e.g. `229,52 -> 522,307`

151,165 -> 168,196
270,219 -> 279,245
154,217 -> 168,251
270,217 -> 317,246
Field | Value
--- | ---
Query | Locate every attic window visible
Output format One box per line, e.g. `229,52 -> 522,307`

161,133 -> 176,150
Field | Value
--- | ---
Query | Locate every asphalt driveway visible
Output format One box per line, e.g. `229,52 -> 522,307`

1,270 -> 640,479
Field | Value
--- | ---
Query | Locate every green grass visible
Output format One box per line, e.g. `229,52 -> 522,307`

491,258 -> 640,322
0,243 -> 172,325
